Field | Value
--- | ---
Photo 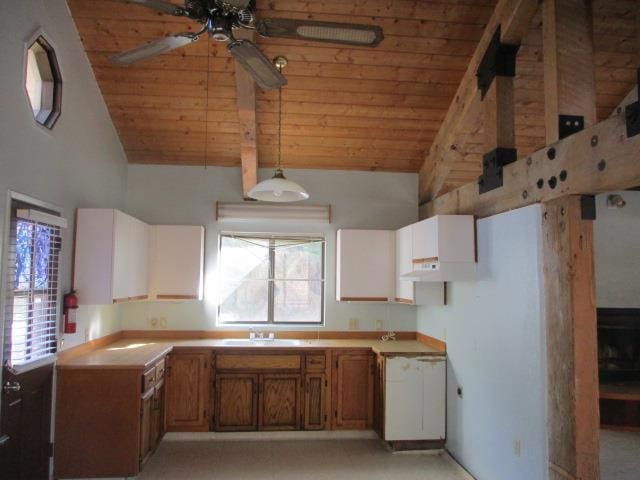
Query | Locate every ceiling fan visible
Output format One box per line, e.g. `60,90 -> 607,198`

112,0 -> 384,90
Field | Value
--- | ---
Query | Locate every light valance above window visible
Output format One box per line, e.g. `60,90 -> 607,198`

216,202 -> 331,224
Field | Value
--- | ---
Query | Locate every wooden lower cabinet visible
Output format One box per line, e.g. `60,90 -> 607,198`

54,356 -> 167,479
215,374 -> 259,431
165,349 -> 212,431
332,351 -> 375,430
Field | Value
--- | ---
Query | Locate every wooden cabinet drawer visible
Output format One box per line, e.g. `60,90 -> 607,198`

305,355 -> 326,372
143,367 -> 155,392
216,354 -> 301,371
155,357 -> 166,381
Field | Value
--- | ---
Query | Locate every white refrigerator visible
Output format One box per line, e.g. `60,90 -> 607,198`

384,355 -> 446,441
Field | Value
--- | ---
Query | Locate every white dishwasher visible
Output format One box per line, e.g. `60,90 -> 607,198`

384,355 -> 446,441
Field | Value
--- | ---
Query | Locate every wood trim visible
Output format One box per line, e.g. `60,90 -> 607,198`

418,0 -> 539,203
419,107 -> 640,219
412,257 -> 438,264
339,296 -> 389,302
599,391 -> 640,402
113,295 -> 149,304
394,298 -> 414,305
543,196 -> 599,480
416,332 -> 447,353
56,330 -> 124,363
120,330 -> 417,341
156,295 -> 199,300
234,29 -> 258,198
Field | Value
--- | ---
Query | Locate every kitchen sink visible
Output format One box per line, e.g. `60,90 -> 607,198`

220,338 -> 305,347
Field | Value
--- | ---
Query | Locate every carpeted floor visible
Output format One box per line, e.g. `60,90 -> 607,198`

137,435 -> 474,480
600,429 -> 640,480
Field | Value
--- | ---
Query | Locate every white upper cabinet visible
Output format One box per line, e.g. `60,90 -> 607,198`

404,215 -> 476,281
336,229 -> 395,301
74,209 -> 150,304
149,225 -> 204,300
395,225 -> 445,305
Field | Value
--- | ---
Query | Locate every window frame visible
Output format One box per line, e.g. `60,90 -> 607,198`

22,30 -> 63,131
0,191 -> 65,375
217,233 -> 326,326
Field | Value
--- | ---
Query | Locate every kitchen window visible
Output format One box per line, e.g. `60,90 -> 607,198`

2,200 -> 66,369
217,234 -> 324,325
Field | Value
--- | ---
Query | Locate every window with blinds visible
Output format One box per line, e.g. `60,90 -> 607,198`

218,234 -> 325,325
4,205 -> 66,368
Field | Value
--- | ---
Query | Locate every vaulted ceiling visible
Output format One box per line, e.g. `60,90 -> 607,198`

68,0 -> 637,184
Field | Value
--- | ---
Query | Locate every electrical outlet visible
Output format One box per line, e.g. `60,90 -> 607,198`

150,317 -> 159,328
159,317 -> 167,329
375,319 -> 383,331
514,439 -> 521,457
348,318 -> 359,330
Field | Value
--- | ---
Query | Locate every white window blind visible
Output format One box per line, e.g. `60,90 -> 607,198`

4,206 -> 65,368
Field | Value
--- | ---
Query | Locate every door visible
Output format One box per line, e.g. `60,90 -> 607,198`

165,351 -> 210,431
150,378 -> 165,451
332,353 -> 374,429
304,373 -> 326,430
260,374 -> 301,431
215,374 -> 258,431
0,363 -> 54,480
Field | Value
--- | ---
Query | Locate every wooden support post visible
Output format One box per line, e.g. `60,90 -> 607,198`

234,29 -> 258,198
483,77 -> 516,152
543,0 -> 597,144
542,196 -> 599,480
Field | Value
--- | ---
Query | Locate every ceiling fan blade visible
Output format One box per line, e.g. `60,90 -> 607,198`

256,18 -> 384,47
126,0 -> 186,15
227,39 -> 287,91
111,34 -> 197,65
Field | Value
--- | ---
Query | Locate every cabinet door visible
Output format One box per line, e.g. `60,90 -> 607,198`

129,218 -> 150,299
139,387 -> 154,467
373,355 -> 385,438
259,374 -> 301,431
395,225 -> 415,303
150,379 -> 165,451
332,353 -> 374,430
215,374 -> 258,431
112,210 -> 132,302
336,230 -> 395,301
304,373 -> 326,430
165,351 -> 211,431
149,225 -> 204,300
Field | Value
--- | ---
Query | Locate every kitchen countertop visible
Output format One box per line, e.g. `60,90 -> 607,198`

56,338 -> 445,370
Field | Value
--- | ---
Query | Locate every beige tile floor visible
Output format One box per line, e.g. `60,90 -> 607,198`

136,435 -> 475,480
600,429 -> 640,480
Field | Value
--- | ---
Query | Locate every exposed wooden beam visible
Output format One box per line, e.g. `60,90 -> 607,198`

418,0 -> 539,204
419,100 -> 640,219
543,195 -> 599,480
483,76 -> 516,152
234,29 -> 258,198
543,0 -> 596,144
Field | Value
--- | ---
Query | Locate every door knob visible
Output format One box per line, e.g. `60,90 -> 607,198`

3,381 -> 21,394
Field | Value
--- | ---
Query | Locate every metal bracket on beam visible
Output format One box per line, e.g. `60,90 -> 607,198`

581,195 -> 596,220
559,115 -> 585,139
625,68 -> 640,138
476,26 -> 520,100
478,147 -> 518,194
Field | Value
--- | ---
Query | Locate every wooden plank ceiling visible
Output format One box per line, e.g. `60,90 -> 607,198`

68,0 -> 637,180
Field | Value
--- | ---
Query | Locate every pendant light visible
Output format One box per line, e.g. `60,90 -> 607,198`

248,56 -> 309,202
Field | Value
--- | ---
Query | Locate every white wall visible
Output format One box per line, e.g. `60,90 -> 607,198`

595,191 -> 640,308
416,205 -> 547,480
0,0 -> 128,349
121,165 -> 419,332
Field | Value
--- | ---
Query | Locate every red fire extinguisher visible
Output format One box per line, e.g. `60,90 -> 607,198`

63,291 -> 79,334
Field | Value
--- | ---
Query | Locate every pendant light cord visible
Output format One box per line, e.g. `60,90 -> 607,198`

277,80 -> 283,171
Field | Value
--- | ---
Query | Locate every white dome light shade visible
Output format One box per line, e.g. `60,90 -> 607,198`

247,169 -> 309,202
